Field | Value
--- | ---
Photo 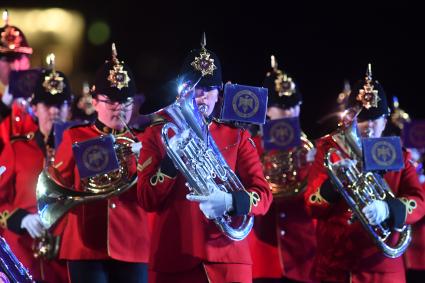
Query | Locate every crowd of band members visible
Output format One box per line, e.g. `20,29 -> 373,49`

0,11 -> 425,283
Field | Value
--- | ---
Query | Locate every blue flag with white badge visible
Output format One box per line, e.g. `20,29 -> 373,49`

362,136 -> 404,171
54,121 -> 85,149
262,117 -> 301,150
220,83 -> 268,125
72,135 -> 119,179
9,69 -> 41,98
402,120 -> 425,149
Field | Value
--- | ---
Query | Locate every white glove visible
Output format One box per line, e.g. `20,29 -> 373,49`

419,174 -> 425,184
0,166 -> 5,176
1,85 -> 13,106
131,141 -> 142,155
306,148 -> 317,162
362,200 -> 390,226
186,189 -> 233,219
20,214 -> 46,239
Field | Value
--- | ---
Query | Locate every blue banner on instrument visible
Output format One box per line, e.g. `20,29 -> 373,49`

54,121 -> 85,149
72,135 -> 119,179
220,83 -> 268,124
262,117 -> 301,150
402,120 -> 425,149
362,137 -> 404,171
9,69 -> 41,98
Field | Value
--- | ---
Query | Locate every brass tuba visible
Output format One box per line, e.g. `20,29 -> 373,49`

159,81 -> 253,241
323,64 -> 411,258
36,134 -> 138,230
261,134 -> 314,198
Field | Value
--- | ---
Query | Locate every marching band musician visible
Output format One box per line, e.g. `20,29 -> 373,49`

136,36 -> 272,283
46,44 -> 148,283
304,66 -> 425,283
405,149 -> 425,283
71,82 -> 97,123
248,56 -> 317,283
0,58 -> 71,282
0,9 -> 37,153
386,97 -> 425,283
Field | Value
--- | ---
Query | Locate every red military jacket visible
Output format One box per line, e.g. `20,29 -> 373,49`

405,180 -> 425,270
0,101 -> 37,154
137,119 -> 272,273
51,120 -> 150,262
0,131 -> 66,282
305,134 -> 425,282
248,134 -> 317,282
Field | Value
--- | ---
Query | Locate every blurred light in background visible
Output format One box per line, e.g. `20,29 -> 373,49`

7,8 -> 84,75
87,20 -> 110,45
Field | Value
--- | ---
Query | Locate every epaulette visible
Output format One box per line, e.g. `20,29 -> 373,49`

130,124 -> 149,133
10,132 -> 35,143
69,121 -> 92,130
149,115 -> 168,128
212,117 -> 248,130
317,134 -> 332,148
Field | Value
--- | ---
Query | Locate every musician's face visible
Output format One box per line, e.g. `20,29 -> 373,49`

195,87 -> 219,116
33,102 -> 69,136
0,55 -> 30,84
357,116 -> 387,138
9,55 -> 31,71
92,94 -> 134,130
267,105 -> 300,120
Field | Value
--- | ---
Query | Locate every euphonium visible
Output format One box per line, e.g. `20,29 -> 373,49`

262,134 -> 314,198
36,130 -> 139,230
324,106 -> 411,258
79,135 -> 138,194
159,82 -> 253,241
33,143 -> 61,260
0,236 -> 34,283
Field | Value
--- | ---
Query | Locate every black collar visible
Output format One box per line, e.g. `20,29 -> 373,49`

34,129 -> 54,157
94,119 -> 127,135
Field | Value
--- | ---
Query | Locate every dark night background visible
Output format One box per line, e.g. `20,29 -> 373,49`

4,1 -> 425,139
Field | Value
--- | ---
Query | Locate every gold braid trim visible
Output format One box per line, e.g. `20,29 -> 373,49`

149,168 -> 176,186
137,156 -> 152,172
248,192 -> 260,213
0,210 -> 10,229
309,187 -> 327,204
52,161 -> 63,169
400,197 -> 417,215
